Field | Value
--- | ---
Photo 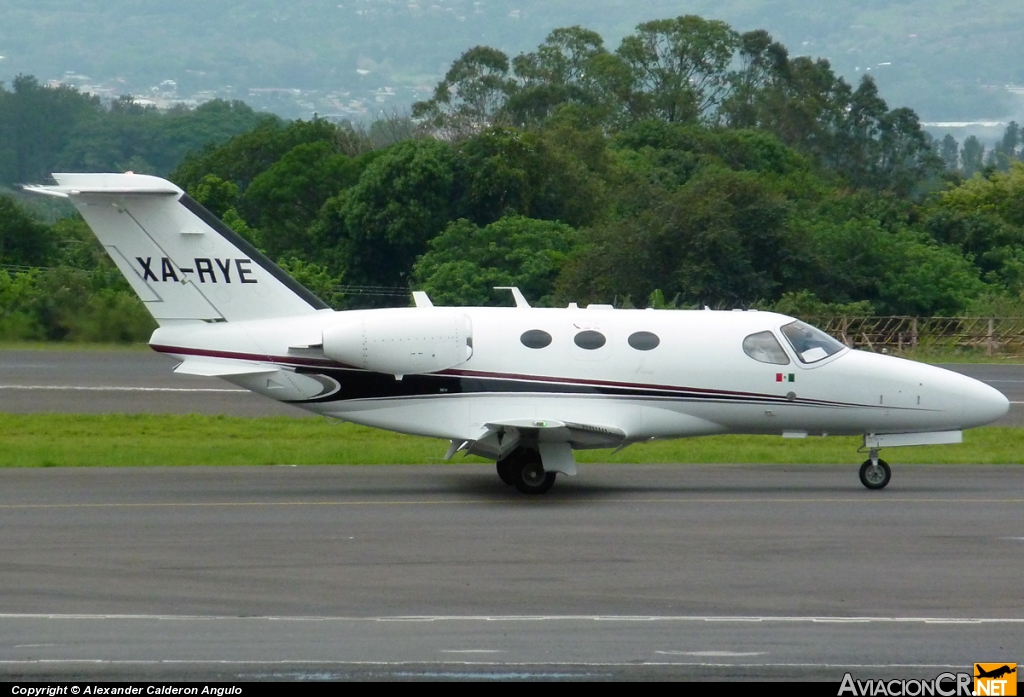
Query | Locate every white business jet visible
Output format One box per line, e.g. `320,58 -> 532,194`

27,173 -> 1010,493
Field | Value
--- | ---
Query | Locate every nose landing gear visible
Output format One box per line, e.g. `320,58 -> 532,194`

859,447 -> 891,489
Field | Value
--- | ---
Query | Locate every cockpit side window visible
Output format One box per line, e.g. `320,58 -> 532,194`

781,320 -> 845,363
742,331 -> 790,365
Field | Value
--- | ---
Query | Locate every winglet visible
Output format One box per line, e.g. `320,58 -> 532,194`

412,291 -> 434,308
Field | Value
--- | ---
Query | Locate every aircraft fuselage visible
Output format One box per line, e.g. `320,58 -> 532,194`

150,306 -> 1009,447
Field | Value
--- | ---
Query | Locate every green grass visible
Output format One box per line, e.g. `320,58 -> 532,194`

0,414 -> 1020,467
0,341 -> 151,352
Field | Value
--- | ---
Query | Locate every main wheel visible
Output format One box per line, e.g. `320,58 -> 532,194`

859,458 -> 891,490
511,451 -> 556,495
496,456 -> 516,486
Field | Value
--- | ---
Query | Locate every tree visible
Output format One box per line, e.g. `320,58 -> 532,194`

873,106 -> 941,195
802,217 -> 984,315
0,194 -> 53,267
719,29 -> 790,129
558,166 -> 794,307
0,75 -> 102,185
614,16 -> 740,125
829,75 -> 888,185
506,26 -> 609,126
242,142 -> 363,259
990,121 -> 1021,171
514,26 -> 607,88
753,56 -> 852,167
961,136 -> 986,178
413,216 -> 578,306
921,162 -> 1024,293
939,134 -> 960,171
171,117 -> 352,193
454,127 -> 604,228
411,46 -> 518,139
316,139 -> 457,293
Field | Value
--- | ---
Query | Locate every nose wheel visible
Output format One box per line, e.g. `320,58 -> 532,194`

859,449 -> 891,489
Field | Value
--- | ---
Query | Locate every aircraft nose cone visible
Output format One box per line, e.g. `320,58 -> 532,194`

960,377 -> 1010,428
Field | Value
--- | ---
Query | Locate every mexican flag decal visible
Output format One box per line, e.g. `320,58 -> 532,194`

776,373 -> 795,382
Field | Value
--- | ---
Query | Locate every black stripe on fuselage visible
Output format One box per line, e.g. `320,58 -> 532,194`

285,365 -> 823,406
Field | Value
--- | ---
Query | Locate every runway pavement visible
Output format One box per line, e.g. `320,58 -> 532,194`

0,349 -> 306,416
0,464 -> 1021,681
1,349 -> 1022,680
0,349 -> 1022,424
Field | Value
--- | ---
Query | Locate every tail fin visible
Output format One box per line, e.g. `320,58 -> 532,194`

25,173 -> 328,325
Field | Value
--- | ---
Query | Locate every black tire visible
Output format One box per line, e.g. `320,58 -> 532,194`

496,457 -> 516,486
511,451 -> 556,495
859,458 -> 891,490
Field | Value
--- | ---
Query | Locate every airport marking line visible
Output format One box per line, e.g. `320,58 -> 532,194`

656,651 -> 768,656
1,496 -> 1023,510
0,384 -> 246,393
0,659 -> 992,669
1,613 -> 1022,623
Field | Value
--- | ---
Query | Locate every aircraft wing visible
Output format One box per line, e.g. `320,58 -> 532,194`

484,418 -> 626,446
453,418 -> 627,476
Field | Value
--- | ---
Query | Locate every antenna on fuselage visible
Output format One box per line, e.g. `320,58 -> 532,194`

494,286 -> 531,308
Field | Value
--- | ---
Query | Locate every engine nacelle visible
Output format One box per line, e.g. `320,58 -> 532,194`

322,309 -> 473,376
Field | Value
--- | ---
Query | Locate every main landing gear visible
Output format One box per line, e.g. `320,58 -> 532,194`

496,447 -> 556,495
858,447 -> 891,490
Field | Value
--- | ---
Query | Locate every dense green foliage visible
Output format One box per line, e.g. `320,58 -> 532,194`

3,15 -> 1024,344
0,75 -> 268,185
0,214 -> 155,341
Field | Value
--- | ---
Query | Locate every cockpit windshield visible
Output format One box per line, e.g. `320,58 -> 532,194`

780,321 -> 845,363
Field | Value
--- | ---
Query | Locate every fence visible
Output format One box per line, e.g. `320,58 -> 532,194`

806,316 -> 1024,355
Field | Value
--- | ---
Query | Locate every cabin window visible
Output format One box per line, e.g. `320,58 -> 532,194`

520,329 -> 552,349
628,331 -> 660,351
781,321 -> 845,364
574,330 -> 606,350
742,331 -> 790,365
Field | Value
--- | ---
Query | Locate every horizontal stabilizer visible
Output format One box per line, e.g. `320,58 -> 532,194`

24,179 -> 181,196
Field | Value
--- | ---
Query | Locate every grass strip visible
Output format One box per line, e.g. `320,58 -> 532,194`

0,341 -> 151,352
0,414 -> 1021,467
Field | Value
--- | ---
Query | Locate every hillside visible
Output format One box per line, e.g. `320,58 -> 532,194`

1,1 -> 1022,121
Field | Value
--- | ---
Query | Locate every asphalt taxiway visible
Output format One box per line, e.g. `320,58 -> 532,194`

0,464 -> 1021,680
1,349 -> 1021,680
